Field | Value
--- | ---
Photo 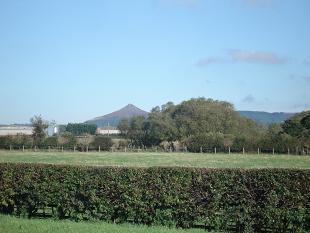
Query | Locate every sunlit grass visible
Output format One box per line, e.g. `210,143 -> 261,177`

0,214 -> 210,233
0,150 -> 309,169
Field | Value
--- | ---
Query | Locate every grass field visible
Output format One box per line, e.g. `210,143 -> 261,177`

0,150 -> 309,169
0,214 -> 210,233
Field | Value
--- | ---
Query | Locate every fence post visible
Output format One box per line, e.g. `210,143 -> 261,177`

9,145 -> 12,151
86,146 -> 88,153
48,146 -> 50,152
307,147 -> 309,155
288,148 -> 290,155
99,146 -> 100,152
272,148 -> 274,155
257,148 -> 260,155
228,147 -> 231,155
200,147 -> 203,153
34,145 -> 37,152
74,146 -> 76,152
62,146 -> 64,152
124,147 -> 127,152
214,147 -> 217,154
242,147 -> 245,154
22,145 -> 25,152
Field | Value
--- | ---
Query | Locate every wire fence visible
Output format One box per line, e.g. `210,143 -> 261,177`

1,145 -> 309,155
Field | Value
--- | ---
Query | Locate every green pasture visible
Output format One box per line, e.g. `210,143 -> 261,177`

0,214 -> 209,233
0,150 -> 309,169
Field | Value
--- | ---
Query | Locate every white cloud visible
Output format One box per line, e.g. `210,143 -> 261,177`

226,49 -> 286,64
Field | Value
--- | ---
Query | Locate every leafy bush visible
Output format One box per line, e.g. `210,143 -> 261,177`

90,136 -> 113,151
0,164 -> 309,232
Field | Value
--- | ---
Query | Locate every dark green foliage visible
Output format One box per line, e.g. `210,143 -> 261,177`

57,132 -> 77,149
65,123 -> 97,136
186,133 -> 224,152
0,135 -> 33,149
31,115 -> 48,146
301,114 -> 310,130
0,163 -> 309,232
41,136 -> 58,148
90,136 -> 113,151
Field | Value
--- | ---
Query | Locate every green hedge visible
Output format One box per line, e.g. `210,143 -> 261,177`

0,163 -> 309,232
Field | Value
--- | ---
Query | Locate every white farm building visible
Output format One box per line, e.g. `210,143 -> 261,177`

97,126 -> 120,135
0,126 -> 34,136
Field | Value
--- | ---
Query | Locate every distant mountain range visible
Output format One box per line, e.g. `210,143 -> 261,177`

85,104 -> 149,127
85,104 -> 296,128
238,111 -> 295,125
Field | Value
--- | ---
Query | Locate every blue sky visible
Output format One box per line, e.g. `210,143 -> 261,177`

0,0 -> 309,124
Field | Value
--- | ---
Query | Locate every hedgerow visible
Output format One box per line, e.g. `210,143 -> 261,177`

0,163 -> 309,232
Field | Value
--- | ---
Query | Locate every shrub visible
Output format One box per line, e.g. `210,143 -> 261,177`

91,136 -> 113,151
0,164 -> 309,232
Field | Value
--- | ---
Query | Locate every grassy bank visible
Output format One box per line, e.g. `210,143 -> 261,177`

0,214 -> 209,233
0,150 -> 309,168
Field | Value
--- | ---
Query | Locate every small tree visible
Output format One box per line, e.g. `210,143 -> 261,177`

31,115 -> 48,146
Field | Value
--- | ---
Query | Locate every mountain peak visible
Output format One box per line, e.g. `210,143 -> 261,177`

85,104 -> 149,127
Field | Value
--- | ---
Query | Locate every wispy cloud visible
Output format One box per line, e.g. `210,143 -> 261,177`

292,102 -> 310,110
159,0 -> 201,8
196,57 -> 222,67
242,94 -> 255,103
244,0 -> 274,7
290,74 -> 310,83
226,49 -> 286,64
303,58 -> 310,65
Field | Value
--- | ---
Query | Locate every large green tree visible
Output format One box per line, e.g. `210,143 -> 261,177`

31,115 -> 49,146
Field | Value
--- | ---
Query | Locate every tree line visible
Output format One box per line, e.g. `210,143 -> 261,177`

0,119 -> 113,151
118,98 -> 310,153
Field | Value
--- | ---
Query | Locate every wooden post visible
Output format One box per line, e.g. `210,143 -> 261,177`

22,145 -> 25,152
34,145 -> 37,152
200,147 -> 202,153
99,146 -> 101,152
296,147 -> 298,155
272,148 -> 274,155
9,145 -> 12,151
48,146 -> 50,152
124,147 -> 127,152
228,147 -> 231,155
288,148 -> 290,155
74,146 -> 76,152
307,147 -> 309,155
86,146 -> 88,153
214,147 -> 217,154
242,147 -> 245,154
257,148 -> 260,155
62,146 -> 64,152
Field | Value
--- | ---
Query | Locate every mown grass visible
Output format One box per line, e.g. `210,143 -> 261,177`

0,214 -> 210,233
0,150 -> 309,169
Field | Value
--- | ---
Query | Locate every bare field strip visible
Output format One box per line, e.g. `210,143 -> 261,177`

0,150 -> 309,169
